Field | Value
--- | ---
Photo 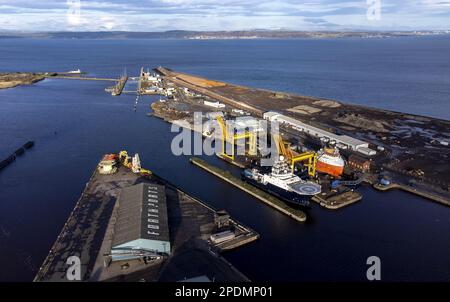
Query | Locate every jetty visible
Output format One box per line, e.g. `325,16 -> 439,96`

374,183 -> 450,207
45,75 -> 118,81
190,157 -> 307,222
34,156 -> 258,282
312,190 -> 362,210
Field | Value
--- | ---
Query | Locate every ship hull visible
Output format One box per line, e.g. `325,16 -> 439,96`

242,173 -> 311,207
316,160 -> 344,177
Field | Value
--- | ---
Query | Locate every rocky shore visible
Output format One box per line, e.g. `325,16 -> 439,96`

0,72 -> 46,89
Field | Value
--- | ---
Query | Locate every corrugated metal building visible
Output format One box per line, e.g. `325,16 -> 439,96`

263,111 -> 376,155
110,183 -> 171,261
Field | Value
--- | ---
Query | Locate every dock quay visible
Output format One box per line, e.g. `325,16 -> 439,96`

112,75 -> 128,96
46,75 -> 118,82
190,157 -> 307,222
373,183 -> 450,207
34,157 -> 257,282
137,67 -> 144,95
216,154 -> 247,168
155,67 -> 263,116
312,190 -> 362,210
152,67 -> 450,207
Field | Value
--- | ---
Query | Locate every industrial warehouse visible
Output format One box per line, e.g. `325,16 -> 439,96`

34,150 -> 259,282
109,183 -> 171,262
263,111 -> 377,156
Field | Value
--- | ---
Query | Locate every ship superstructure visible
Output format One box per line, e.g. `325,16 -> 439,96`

243,156 -> 321,206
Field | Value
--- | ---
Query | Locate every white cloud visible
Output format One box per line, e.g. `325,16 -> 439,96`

0,0 -> 449,31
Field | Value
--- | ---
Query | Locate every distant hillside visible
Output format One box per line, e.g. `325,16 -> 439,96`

0,30 -> 448,39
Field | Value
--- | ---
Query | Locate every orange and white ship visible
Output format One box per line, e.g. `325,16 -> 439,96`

316,148 -> 345,177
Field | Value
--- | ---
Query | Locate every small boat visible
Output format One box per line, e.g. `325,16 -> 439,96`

67,69 -> 82,74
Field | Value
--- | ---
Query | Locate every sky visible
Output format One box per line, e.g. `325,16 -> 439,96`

0,0 -> 449,32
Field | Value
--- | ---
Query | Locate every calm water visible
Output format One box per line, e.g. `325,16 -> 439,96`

0,38 -> 449,281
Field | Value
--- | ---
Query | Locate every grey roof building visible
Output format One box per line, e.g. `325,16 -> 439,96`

111,183 -> 171,261
263,111 -> 377,155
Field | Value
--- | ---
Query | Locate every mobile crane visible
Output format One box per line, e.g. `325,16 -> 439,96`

118,150 -> 152,176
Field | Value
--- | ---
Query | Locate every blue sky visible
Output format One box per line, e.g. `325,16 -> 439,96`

0,0 -> 449,31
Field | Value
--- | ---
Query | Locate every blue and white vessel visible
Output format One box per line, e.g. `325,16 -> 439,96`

242,156 -> 321,207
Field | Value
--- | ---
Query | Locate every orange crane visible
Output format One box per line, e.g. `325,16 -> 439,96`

273,134 -> 317,177
216,116 -> 257,161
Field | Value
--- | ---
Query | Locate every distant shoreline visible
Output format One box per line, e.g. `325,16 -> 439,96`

1,30 -> 449,40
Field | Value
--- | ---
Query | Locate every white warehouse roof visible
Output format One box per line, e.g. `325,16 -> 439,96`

263,111 -> 372,151
234,116 -> 264,132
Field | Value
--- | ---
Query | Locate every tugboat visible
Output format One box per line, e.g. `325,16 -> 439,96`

242,156 -> 321,207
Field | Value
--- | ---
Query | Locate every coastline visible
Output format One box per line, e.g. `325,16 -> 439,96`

0,73 -> 45,89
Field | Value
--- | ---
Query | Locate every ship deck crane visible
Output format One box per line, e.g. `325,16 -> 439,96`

273,134 -> 317,178
216,116 -> 257,161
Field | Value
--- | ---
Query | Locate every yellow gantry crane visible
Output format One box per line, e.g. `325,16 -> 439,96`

216,116 -> 257,161
273,134 -> 317,177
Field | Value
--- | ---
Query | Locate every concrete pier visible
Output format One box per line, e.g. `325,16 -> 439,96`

112,75 -> 128,96
46,75 -> 118,81
312,190 -> 362,210
373,183 -> 450,206
137,67 -> 144,95
190,157 -> 307,222
34,161 -> 258,282
155,67 -> 263,116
